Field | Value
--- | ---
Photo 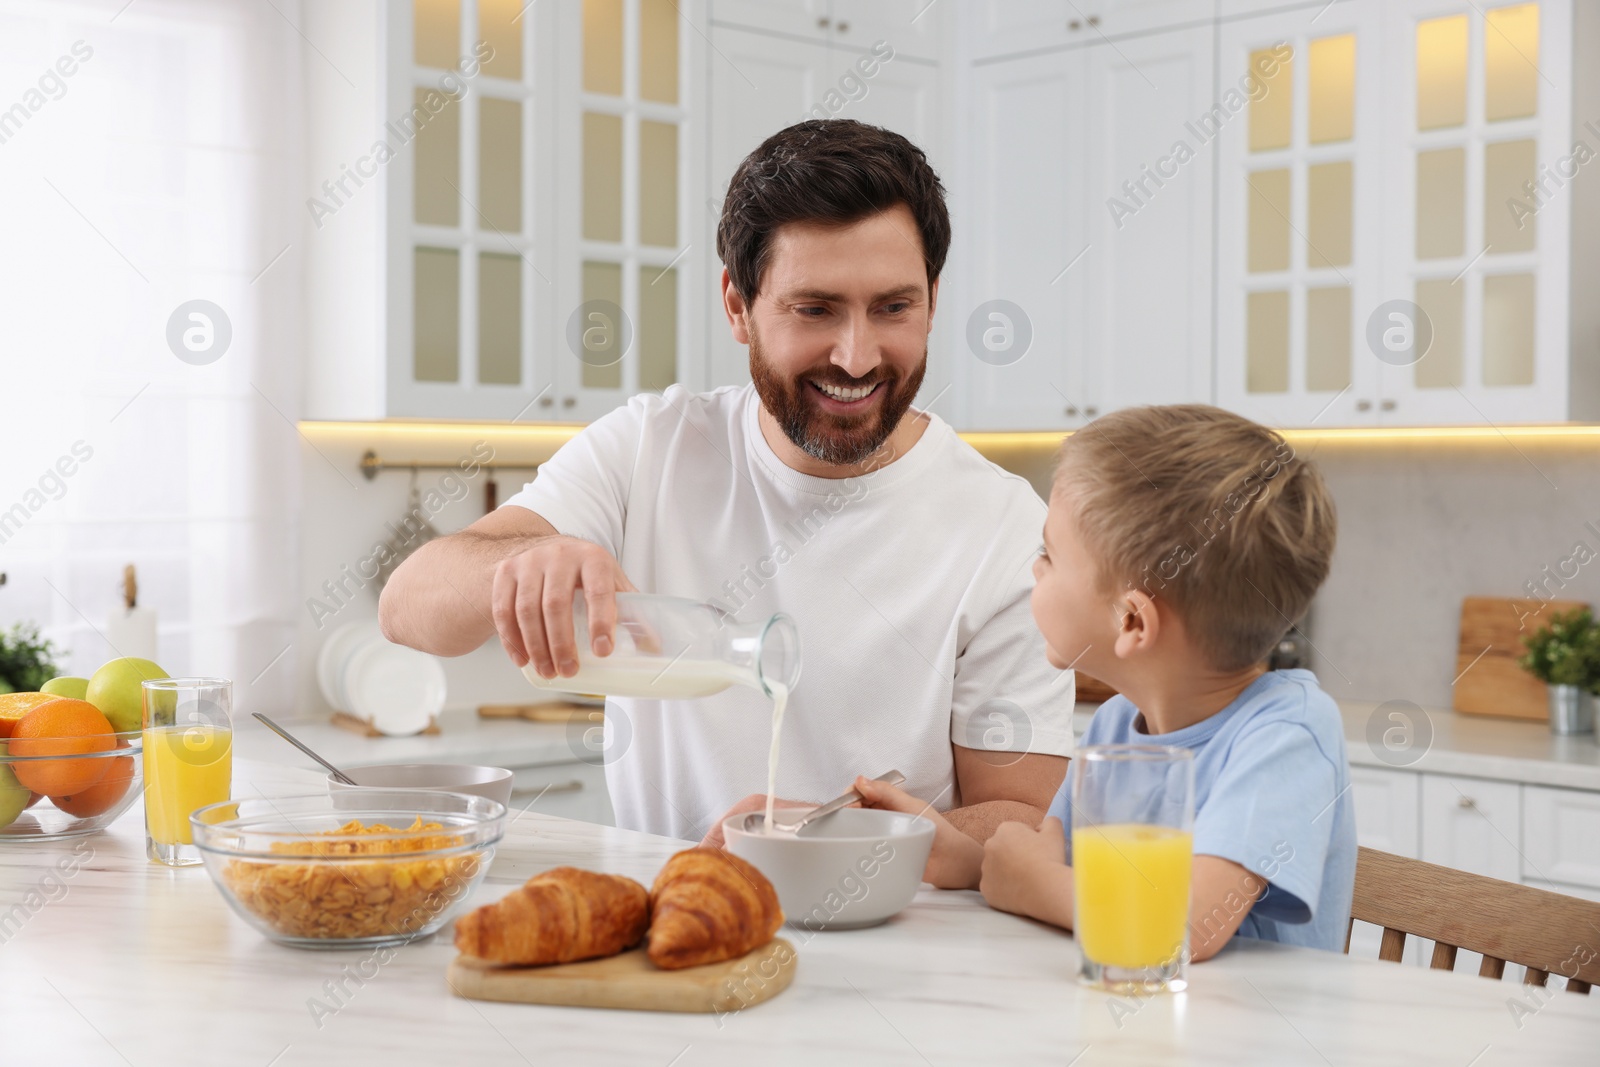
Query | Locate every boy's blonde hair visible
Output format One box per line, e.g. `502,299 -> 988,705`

1052,405 -> 1336,672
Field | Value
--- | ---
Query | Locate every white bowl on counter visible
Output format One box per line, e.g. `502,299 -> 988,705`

328,763 -> 515,808
723,807 -> 935,931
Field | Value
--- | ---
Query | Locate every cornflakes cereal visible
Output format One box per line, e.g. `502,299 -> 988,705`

222,817 -> 481,940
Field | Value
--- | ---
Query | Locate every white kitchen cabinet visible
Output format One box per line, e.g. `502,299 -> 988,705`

705,25 -> 940,392
968,0 -> 1213,62
1420,773 -> 1522,881
712,0 -> 939,60
508,759 -> 615,825
961,22 -> 1215,429
1372,0 -> 1577,426
961,50 -> 1084,430
1523,785 -> 1600,889
306,0 -> 708,422
1214,1 -> 1386,427
550,0 -> 710,423
1350,765 -> 1421,857
1215,0 -> 1594,427
1080,23 -> 1216,415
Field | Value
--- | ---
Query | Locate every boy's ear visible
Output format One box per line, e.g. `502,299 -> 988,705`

1112,588 -> 1162,660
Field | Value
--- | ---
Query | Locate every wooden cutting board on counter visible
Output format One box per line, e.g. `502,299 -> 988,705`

446,938 -> 796,1013
477,700 -> 599,723
1453,596 -> 1588,721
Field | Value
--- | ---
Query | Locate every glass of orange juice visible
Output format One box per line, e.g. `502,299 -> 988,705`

1072,744 -> 1196,994
142,678 -> 233,867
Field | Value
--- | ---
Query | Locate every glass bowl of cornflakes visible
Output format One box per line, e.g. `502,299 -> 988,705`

190,791 -> 505,949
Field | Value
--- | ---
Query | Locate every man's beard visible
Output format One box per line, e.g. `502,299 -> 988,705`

748,327 -> 928,467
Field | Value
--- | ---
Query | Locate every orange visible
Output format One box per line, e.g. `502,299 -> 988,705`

0,692 -> 57,739
25,792 -> 42,809
9,698 -> 116,796
52,754 -> 135,818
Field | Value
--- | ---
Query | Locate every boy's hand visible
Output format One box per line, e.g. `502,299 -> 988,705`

853,776 -> 983,889
979,817 -> 1074,928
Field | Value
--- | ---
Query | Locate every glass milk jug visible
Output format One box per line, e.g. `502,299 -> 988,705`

521,593 -> 801,699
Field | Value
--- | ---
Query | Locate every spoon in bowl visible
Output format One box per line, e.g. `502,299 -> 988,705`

252,712 -> 358,786
741,769 -> 906,835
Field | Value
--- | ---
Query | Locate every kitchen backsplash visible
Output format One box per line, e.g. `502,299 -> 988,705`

298,422 -> 1600,718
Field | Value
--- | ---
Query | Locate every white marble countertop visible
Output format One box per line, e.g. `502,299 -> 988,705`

0,759 -> 1593,1066
1073,700 -> 1600,792
1336,701 -> 1600,791
235,707 -> 585,772
262,696 -> 1600,792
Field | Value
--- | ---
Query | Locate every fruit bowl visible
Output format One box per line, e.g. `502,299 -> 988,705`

190,791 -> 505,949
0,731 -> 144,840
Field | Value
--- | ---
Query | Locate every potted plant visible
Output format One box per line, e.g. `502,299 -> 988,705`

1518,608 -> 1599,736
0,621 -> 61,694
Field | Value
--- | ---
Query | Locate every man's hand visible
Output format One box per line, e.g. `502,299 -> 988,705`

699,795 -> 815,849
853,776 -> 983,889
979,817 -> 1074,928
491,534 -> 638,677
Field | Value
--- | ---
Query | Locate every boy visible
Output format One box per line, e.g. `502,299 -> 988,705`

858,404 -> 1356,961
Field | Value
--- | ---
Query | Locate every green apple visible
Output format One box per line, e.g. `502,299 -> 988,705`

86,657 -> 168,733
42,676 -> 90,701
0,752 -> 29,829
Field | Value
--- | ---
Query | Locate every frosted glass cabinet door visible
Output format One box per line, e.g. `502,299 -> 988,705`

1377,0 -> 1572,425
1214,4 -> 1383,427
552,0 -> 697,422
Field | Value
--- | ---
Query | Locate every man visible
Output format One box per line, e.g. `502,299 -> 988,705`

380,119 -> 1072,843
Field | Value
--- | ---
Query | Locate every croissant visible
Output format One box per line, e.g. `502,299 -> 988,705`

454,866 -> 650,966
647,848 -> 783,970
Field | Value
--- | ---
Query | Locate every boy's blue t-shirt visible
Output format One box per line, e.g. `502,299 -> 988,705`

1046,669 -> 1357,953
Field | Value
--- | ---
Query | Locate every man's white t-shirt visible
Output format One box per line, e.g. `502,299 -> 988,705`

501,383 -> 1074,839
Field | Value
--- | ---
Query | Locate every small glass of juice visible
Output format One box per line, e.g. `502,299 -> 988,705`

1071,744 -> 1196,994
142,678 -> 233,867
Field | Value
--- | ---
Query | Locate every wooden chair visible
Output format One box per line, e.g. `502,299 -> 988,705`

1346,846 -> 1600,994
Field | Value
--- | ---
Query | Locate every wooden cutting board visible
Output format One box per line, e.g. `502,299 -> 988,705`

446,938 -> 796,1013
477,701 -> 598,723
1453,596 -> 1588,721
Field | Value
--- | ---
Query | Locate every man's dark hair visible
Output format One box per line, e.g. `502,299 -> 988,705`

716,119 -> 950,304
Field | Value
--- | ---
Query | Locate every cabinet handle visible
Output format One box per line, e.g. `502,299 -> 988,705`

1381,399 -> 1397,412
1087,15 -> 1100,27
1068,19 -> 1082,30
817,16 -> 830,29
836,20 -> 849,32
513,779 -> 584,798
1084,405 -> 1099,417
1356,399 -> 1373,412
562,396 -> 577,408
1457,795 -> 1477,810
1064,405 -> 1079,417
538,395 -> 554,407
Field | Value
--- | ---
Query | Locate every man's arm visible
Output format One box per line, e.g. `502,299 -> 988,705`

944,748 -> 1068,842
378,506 -> 556,657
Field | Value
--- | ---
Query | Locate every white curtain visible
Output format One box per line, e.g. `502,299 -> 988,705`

0,0 -> 304,713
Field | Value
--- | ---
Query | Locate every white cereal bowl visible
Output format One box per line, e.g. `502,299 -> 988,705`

328,764 -> 514,808
723,807 -> 935,931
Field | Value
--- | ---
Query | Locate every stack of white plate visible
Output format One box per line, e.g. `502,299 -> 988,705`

316,621 -> 447,736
